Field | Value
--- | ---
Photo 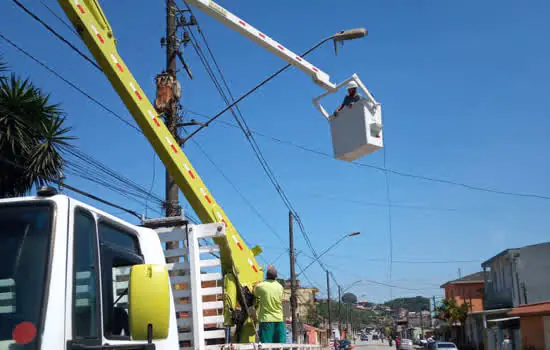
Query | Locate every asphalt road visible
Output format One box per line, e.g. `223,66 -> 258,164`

353,340 -> 394,349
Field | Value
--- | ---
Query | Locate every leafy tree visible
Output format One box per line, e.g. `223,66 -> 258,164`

317,300 -> 378,329
384,296 -> 430,313
0,63 -> 74,197
436,298 -> 470,346
342,292 -> 357,304
436,298 -> 469,326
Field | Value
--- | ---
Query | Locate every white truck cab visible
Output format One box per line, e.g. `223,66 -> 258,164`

0,189 -> 178,350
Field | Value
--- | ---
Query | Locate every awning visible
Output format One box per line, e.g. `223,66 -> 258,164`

508,301 -> 550,317
469,308 -> 513,316
487,317 -> 520,323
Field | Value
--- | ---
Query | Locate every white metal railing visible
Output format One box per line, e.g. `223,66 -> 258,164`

205,344 -> 322,350
157,223 -> 227,349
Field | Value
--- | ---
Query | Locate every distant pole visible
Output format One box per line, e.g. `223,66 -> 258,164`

349,304 -> 353,337
327,270 -> 332,339
458,268 -> 462,278
289,211 -> 298,343
338,286 -> 342,337
420,309 -> 424,338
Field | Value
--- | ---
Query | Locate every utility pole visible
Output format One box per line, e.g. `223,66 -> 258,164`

338,286 -> 342,337
420,308 -> 424,338
289,211 -> 298,343
164,0 -> 180,218
327,270 -> 332,340
156,0 -> 194,217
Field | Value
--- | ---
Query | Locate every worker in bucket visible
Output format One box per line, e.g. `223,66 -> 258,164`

333,81 -> 364,117
254,265 -> 285,343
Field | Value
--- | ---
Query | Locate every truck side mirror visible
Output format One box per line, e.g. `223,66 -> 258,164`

129,264 -> 170,340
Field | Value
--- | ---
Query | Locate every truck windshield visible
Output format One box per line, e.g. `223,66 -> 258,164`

0,203 -> 53,349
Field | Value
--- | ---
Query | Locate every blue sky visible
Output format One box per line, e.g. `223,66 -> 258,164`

1,0 -> 550,303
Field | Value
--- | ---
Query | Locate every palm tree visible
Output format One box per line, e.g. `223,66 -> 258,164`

437,298 -> 470,345
0,62 -> 74,197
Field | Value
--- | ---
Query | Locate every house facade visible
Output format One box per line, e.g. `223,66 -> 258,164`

480,242 -> 550,350
440,272 -> 486,349
441,271 -> 486,313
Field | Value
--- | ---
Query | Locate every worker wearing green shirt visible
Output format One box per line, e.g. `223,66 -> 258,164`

254,265 -> 285,343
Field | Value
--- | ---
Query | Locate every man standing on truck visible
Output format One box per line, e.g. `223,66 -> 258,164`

254,265 -> 285,343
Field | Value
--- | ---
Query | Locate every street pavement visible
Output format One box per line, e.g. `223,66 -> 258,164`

352,340 -> 393,349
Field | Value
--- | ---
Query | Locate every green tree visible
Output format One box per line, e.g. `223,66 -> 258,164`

436,298 -> 470,346
437,298 -> 469,325
0,63 -> 74,197
384,296 -> 430,312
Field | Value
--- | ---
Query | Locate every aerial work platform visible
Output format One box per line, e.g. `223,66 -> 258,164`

313,74 -> 383,161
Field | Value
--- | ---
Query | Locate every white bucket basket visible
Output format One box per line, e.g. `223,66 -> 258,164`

313,74 -> 383,162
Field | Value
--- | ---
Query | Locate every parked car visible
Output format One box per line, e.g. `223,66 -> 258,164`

427,341 -> 458,350
399,339 -> 414,350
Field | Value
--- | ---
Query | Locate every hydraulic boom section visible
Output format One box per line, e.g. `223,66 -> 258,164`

186,0 -> 384,160
56,0 -> 263,295
186,0 -> 337,91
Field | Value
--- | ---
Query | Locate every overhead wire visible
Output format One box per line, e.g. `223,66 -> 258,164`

383,148 -> 394,296
5,3 -> 321,276
63,147 -> 165,214
12,2 -> 550,304
0,156 -> 144,220
11,0 -> 550,206
186,109 -> 550,202
0,33 -> 141,133
188,137 -> 286,245
145,150 -> 157,217
182,4 -> 332,286
38,0 -> 80,37
11,0 -> 102,71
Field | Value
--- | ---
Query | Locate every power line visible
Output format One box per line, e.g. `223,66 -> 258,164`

188,137 -> 286,244
12,0 -> 550,205
0,33 -> 141,133
11,0 -> 101,71
0,156 -> 143,220
184,18 -> 331,284
63,147 -> 166,215
306,193 -> 461,212
145,150 -> 157,218
186,109 -> 550,202
359,279 -> 440,292
13,2 -> 549,207
38,0 -> 79,37
5,5 -> 326,275
383,148 -> 394,293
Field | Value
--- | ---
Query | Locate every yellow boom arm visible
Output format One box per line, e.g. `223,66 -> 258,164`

56,0 -> 263,287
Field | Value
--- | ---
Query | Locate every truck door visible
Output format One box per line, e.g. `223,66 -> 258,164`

68,202 -> 151,350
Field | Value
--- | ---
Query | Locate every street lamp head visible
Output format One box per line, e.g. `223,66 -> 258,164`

347,232 -> 361,237
333,28 -> 368,42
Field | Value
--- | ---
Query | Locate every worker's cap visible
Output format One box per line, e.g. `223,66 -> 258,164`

266,265 -> 278,279
347,81 -> 358,90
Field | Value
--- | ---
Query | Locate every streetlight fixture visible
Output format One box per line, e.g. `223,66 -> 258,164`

181,28 -> 368,143
297,231 -> 361,276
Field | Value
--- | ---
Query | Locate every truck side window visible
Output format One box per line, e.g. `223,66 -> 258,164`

73,209 -> 100,339
98,221 -> 143,340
